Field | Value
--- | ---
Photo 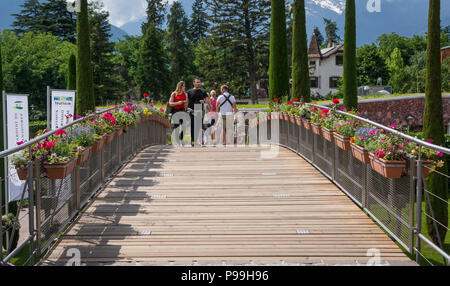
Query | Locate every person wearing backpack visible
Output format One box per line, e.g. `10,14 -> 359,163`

216,85 -> 237,145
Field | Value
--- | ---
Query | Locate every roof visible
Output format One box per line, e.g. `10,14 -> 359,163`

308,34 -> 321,58
442,46 -> 450,50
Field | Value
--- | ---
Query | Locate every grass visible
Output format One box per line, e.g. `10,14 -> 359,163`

2,240 -> 46,266
367,200 -> 449,266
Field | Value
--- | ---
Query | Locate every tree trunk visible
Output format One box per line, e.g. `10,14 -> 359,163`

423,0 -> 447,246
244,2 -> 258,104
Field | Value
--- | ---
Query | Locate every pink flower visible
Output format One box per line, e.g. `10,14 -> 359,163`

426,139 -> 433,144
438,152 -> 444,157
359,136 -> 366,140
17,141 -> 24,146
115,106 -> 118,109
369,130 -> 376,136
55,129 -> 67,136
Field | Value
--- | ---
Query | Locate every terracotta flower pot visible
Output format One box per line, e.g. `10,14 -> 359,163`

334,133 -> 351,151
44,159 -> 76,180
92,137 -> 105,152
76,147 -> 91,166
289,115 -> 295,124
351,143 -> 370,164
115,127 -> 123,137
311,123 -> 322,135
321,127 -> 335,142
369,153 -> 406,179
105,132 -> 115,145
16,167 -> 29,180
295,116 -> 303,126
302,118 -> 312,130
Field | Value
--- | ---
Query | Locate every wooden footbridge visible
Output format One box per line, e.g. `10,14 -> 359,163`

41,145 -> 414,266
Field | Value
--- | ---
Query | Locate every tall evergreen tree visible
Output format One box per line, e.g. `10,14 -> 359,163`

40,0 -> 76,43
0,44 -> 5,215
89,1 -> 122,105
323,18 -> 342,46
136,22 -> 169,101
189,0 -> 209,43
423,0 -> 447,246
343,0 -> 357,110
269,0 -> 290,101
11,0 -> 43,35
167,2 -> 193,86
76,0 -> 95,115
141,0 -> 167,34
67,54 -> 76,90
291,0 -> 310,102
313,26 -> 324,47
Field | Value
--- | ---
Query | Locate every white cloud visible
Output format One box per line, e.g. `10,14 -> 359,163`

309,0 -> 346,14
100,0 -> 176,27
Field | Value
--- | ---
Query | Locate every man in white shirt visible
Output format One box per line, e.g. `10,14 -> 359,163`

216,85 -> 238,145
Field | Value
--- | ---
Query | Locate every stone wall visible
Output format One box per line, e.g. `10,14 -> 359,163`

357,95 -> 450,129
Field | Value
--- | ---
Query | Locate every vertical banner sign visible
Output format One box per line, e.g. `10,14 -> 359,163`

51,90 -> 75,130
6,94 -> 30,202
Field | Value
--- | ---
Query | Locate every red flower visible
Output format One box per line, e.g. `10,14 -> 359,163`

143,93 -> 149,98
124,107 -> 132,114
160,108 -> 165,112
55,129 -> 67,136
17,141 -> 24,146
287,100 -> 293,105
294,98 -> 299,102
274,98 -> 279,102
332,98 -> 340,104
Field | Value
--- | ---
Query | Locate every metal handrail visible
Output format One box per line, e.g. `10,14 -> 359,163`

305,103 -> 450,155
0,104 -> 142,159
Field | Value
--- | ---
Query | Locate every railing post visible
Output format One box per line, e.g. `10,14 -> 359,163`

332,143 -> 336,181
409,156 -> 415,253
27,155 -> 35,265
75,165 -> 81,209
362,162 -> 368,209
101,144 -> 105,181
35,161 -> 42,257
415,148 -> 423,264
0,176 -> 3,265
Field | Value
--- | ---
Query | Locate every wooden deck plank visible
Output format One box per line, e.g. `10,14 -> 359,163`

41,145 -> 413,266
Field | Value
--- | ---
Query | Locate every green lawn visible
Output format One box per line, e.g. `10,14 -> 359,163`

367,201 -> 449,266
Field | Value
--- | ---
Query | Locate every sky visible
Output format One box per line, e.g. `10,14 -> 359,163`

101,0 -> 177,28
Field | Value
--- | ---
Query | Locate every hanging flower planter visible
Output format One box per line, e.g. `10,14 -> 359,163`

369,153 -> 406,179
115,127 -> 123,137
311,122 -> 322,135
295,116 -> 303,126
302,118 -> 312,130
351,143 -> 370,164
75,147 -> 91,166
16,166 -> 29,181
321,127 -> 335,142
105,132 -> 115,145
289,115 -> 295,124
91,137 -> 105,152
43,159 -> 76,180
334,133 -> 351,151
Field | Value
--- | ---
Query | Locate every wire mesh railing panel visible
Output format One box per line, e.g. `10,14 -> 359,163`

38,170 -> 77,252
312,133 -> 333,178
335,147 -> 364,205
366,161 -> 413,251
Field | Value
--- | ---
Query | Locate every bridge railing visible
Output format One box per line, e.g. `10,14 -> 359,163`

0,105 -> 168,266
265,103 -> 449,265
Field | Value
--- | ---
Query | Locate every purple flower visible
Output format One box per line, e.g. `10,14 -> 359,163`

438,152 -> 444,157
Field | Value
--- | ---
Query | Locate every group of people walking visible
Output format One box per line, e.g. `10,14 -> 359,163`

168,78 -> 238,145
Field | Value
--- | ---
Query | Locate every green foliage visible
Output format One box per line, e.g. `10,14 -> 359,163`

0,30 -> 76,118
291,0 -> 310,102
313,26 -> 324,47
189,0 -> 209,43
343,0 -> 357,110
269,0 -> 290,101
67,54 -> 76,90
423,0 -> 447,246
76,0 -> 95,115
136,22 -> 170,102
323,18 -> 342,46
356,44 -> 389,86
12,0 -> 76,44
167,2 -> 194,87
141,0 -> 167,34
2,213 -> 20,251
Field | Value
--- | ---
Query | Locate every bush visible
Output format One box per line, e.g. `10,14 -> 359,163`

30,121 -> 47,138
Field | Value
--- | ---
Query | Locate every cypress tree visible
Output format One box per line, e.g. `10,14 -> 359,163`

67,54 -> 76,90
423,0 -> 447,246
0,45 -> 5,215
76,0 -> 95,115
269,0 -> 290,101
343,0 -> 357,110
291,0 -> 310,102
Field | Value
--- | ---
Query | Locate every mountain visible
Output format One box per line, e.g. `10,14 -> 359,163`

110,25 -> 128,42
0,0 -> 449,45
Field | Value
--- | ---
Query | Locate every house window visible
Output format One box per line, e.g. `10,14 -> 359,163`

336,55 -> 343,65
329,77 -> 341,89
310,77 -> 319,88
309,60 -> 316,66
